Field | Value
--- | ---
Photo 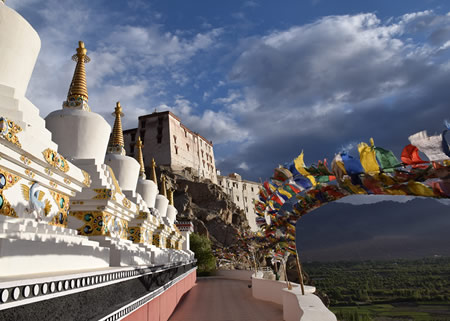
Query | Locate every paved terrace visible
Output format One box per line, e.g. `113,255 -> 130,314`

169,278 -> 283,321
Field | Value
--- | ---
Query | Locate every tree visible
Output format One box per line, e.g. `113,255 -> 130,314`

190,233 -> 216,276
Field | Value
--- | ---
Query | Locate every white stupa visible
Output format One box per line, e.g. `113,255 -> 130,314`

135,138 -> 159,208
104,102 -> 140,192
155,174 -> 170,218
45,42 -> 111,165
166,188 -> 178,225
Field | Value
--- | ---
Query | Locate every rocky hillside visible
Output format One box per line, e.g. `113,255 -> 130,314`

160,168 -> 250,248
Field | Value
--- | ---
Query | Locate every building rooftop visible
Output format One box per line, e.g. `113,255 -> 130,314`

138,111 -> 213,146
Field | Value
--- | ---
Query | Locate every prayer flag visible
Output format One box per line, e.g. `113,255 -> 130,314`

293,152 -> 317,186
409,130 -> 450,161
375,146 -> 401,172
358,139 -> 380,174
340,152 -> 365,175
401,144 -> 429,168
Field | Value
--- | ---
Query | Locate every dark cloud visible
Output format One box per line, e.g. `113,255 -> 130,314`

217,12 -> 450,180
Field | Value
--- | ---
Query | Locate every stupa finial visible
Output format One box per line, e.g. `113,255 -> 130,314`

64,41 -> 91,111
151,158 -> 157,184
168,189 -> 174,206
107,102 -> 125,155
136,136 -> 146,179
160,175 -> 167,197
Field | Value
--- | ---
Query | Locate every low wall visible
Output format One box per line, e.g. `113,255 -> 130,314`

252,273 -> 336,321
123,269 -> 197,321
215,269 -> 253,281
252,273 -> 300,305
282,287 -> 336,321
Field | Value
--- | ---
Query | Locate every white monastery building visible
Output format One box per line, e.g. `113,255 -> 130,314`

123,112 -> 262,231
124,111 -> 218,184
217,173 -> 260,231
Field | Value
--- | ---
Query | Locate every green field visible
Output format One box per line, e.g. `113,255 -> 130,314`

303,257 -> 450,321
331,303 -> 450,321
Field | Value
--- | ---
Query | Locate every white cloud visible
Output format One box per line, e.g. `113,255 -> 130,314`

243,1 -> 259,8
12,0 -> 223,129
101,26 -> 223,67
212,90 -> 241,104
238,162 -> 250,170
156,97 -> 248,144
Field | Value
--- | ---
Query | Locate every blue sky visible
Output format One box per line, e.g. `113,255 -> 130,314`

9,0 -> 450,182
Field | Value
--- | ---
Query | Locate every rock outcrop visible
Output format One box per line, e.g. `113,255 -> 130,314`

159,168 -> 250,248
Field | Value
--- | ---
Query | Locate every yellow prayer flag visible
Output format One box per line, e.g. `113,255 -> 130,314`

341,179 -> 367,194
294,151 -> 317,186
358,139 -> 380,175
407,181 -> 436,197
384,188 -> 407,195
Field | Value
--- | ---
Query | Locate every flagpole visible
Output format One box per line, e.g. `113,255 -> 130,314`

295,251 -> 305,295
282,258 -> 291,290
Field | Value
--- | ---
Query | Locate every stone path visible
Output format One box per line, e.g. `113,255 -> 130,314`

169,278 -> 284,321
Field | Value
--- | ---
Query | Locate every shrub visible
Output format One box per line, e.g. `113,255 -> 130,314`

190,233 -> 216,276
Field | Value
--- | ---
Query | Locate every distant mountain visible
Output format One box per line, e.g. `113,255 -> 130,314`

295,198 -> 450,262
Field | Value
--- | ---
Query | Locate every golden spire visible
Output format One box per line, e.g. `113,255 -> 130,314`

107,102 -> 125,155
64,41 -> 91,111
136,136 -> 146,179
151,158 -> 157,184
160,175 -> 167,197
168,189 -> 174,206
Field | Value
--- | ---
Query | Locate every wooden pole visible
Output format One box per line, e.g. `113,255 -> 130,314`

295,252 -> 305,295
283,259 -> 292,290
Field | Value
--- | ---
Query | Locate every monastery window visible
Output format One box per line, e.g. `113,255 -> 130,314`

173,135 -> 177,144
251,187 -> 254,192
175,146 -> 178,155
156,127 -> 162,144
184,129 -> 187,138
245,197 -> 247,202
201,150 -> 204,157
202,160 -> 205,167
243,184 -> 246,190
246,207 -> 248,212
236,196 -> 239,202
186,143 -> 190,151
130,133 -> 136,141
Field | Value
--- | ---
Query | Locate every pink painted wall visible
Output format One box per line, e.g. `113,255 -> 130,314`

123,270 -> 196,321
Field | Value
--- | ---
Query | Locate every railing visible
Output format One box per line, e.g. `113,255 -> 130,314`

0,260 -> 197,321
